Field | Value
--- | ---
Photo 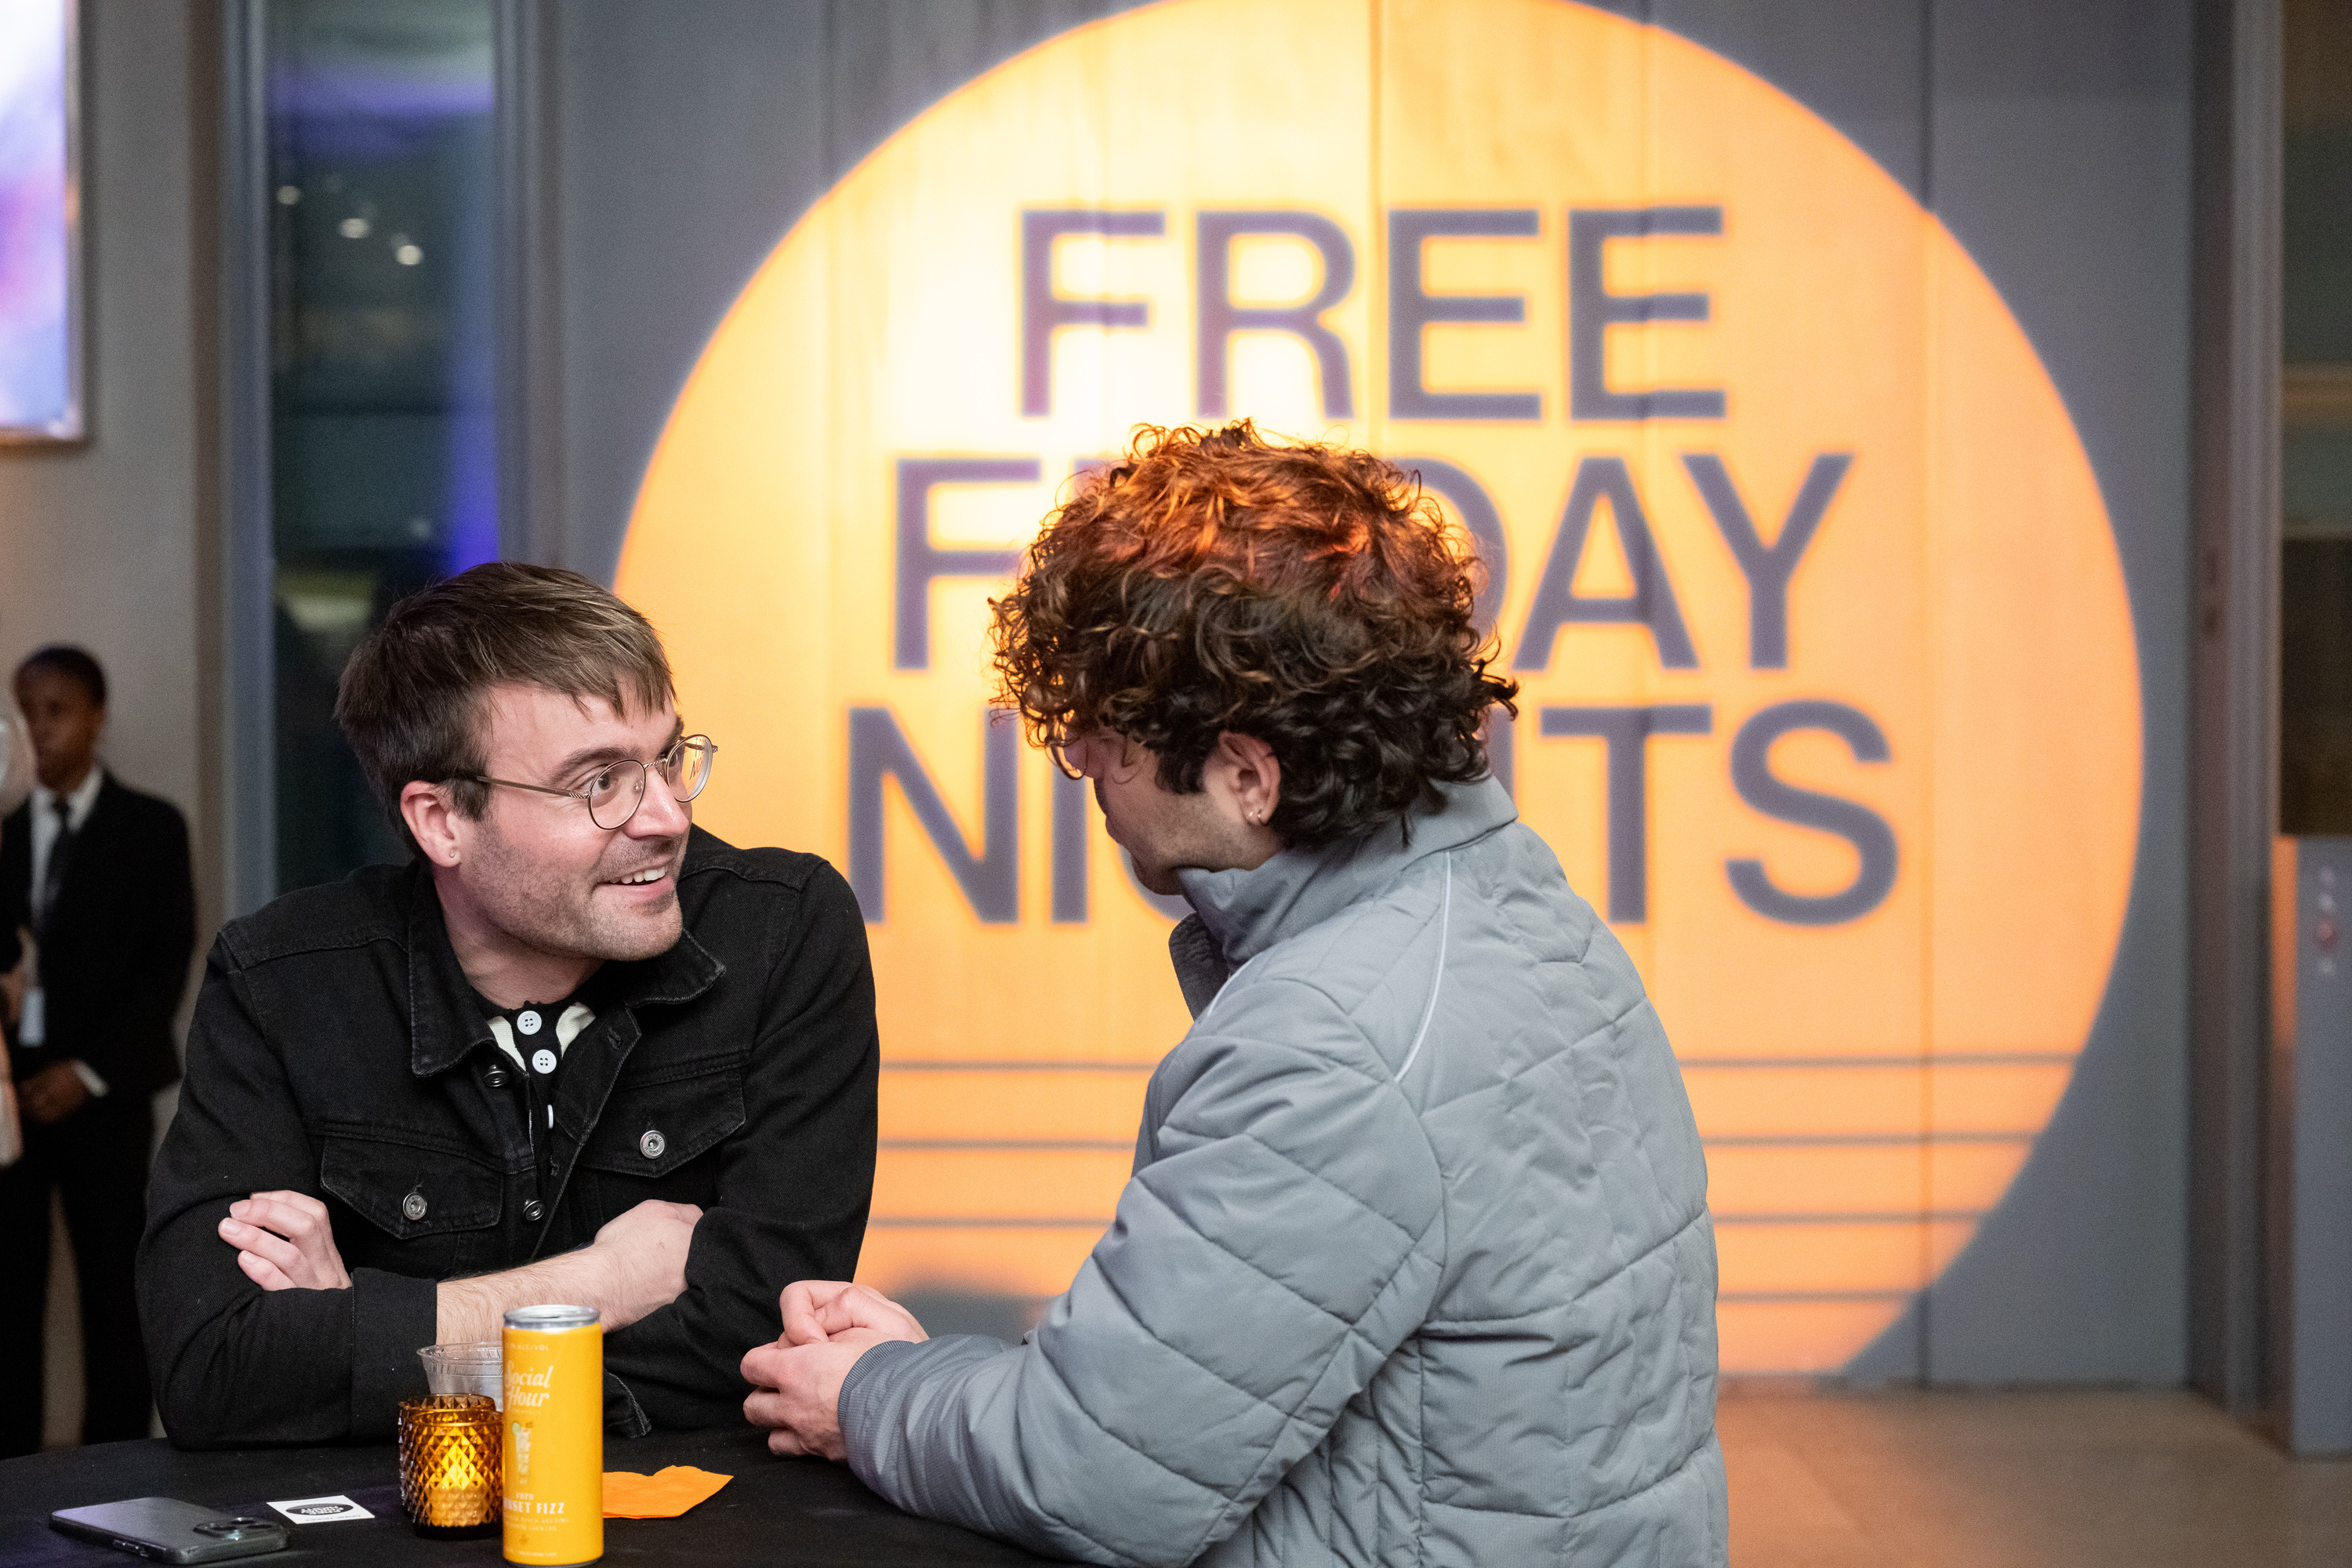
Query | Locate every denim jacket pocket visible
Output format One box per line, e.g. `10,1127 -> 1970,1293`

576,1061 -> 746,1178
320,1134 -> 505,1240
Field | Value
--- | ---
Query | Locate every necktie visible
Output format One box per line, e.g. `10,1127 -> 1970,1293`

34,797 -> 71,935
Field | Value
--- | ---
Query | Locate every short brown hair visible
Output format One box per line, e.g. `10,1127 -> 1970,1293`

990,422 -> 1516,848
337,562 -> 673,851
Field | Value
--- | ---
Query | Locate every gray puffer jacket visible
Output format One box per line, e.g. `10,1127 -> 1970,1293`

842,776 -> 1726,1566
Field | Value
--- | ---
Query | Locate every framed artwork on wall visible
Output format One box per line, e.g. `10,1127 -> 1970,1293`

0,0 -> 79,443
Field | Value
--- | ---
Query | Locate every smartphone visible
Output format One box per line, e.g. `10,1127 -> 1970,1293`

49,1498 -> 288,1563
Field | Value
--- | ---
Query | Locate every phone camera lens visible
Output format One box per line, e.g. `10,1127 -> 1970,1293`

194,1518 -> 274,1539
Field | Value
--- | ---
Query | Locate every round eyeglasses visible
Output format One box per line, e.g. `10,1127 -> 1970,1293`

463,735 -> 717,829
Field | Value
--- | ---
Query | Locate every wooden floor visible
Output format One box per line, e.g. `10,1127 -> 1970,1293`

1721,1388 -> 2352,1568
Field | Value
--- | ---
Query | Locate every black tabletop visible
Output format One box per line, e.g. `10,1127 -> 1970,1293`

0,1427 -> 1066,1566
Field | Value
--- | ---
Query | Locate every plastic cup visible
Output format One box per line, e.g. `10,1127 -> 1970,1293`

419,1341 -> 503,1407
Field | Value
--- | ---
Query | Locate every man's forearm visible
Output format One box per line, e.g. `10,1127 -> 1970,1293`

437,1249 -> 620,1342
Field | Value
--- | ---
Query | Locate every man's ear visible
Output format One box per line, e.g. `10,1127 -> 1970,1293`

400,781 -> 466,868
1210,731 -> 1282,829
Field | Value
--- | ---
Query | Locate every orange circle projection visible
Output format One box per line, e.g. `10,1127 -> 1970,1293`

617,0 -> 2140,1374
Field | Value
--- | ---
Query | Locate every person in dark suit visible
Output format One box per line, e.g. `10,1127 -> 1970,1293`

0,645 -> 195,1454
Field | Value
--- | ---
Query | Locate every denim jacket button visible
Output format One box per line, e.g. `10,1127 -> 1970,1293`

401,1189 -> 427,1222
639,1129 -> 666,1161
484,1066 -> 510,1090
522,1200 -> 546,1222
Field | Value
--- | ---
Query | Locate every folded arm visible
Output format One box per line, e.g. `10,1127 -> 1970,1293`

140,951 -> 431,1446
143,952 -> 704,1446
604,864 -> 880,1428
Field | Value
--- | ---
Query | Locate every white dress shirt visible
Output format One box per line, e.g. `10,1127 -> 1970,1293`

21,766 -> 108,1096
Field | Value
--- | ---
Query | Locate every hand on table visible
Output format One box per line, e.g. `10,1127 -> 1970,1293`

18,1059 -> 89,1126
781,1279 -> 929,1347
742,1282 -> 928,1461
220,1189 -> 352,1290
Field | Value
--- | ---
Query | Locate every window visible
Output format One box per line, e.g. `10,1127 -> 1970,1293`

264,0 -> 496,887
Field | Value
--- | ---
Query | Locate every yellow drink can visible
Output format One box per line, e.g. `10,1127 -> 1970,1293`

502,1305 -> 603,1564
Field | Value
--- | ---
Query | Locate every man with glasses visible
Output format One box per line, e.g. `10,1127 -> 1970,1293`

140,563 -> 878,1447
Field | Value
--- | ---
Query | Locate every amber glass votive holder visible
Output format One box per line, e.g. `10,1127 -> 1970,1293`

397,1392 -> 502,1538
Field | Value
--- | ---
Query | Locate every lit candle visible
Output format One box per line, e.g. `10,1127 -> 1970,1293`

397,1393 -> 502,1537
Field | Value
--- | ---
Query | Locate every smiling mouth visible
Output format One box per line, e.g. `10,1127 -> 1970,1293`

604,867 -> 668,887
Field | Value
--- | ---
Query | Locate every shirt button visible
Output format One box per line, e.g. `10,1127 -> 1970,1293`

401,1190 -> 428,1222
522,1200 -> 546,1222
639,1129 -> 666,1161
517,1010 -> 543,1036
531,1049 -> 558,1075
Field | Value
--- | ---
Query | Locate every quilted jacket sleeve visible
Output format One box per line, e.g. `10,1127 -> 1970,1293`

839,978 -> 1446,1568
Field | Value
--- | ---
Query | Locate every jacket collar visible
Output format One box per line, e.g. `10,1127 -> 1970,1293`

1176,774 -> 1517,975
404,862 -> 724,1077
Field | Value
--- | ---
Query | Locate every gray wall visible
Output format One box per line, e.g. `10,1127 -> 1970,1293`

1606,0 -> 2194,1393
0,0 -> 2192,1453
0,0 -> 216,1448
521,0 -> 2194,1382
514,0 -> 1131,579
0,0 -> 217,942
1835,0 -> 2196,1382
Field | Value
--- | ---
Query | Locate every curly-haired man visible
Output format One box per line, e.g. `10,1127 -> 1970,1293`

746,423 -> 1726,1567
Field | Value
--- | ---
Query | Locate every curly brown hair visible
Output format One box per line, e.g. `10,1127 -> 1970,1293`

989,422 -> 1517,848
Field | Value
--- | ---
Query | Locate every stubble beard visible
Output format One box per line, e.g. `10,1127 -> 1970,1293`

1126,848 -> 1184,896
1098,775 -> 1237,895
469,813 -> 686,967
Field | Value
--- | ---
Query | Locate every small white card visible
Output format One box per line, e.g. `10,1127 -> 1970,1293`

267,1494 -> 375,1523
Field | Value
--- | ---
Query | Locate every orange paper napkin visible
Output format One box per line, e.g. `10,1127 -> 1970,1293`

602,1465 -> 733,1519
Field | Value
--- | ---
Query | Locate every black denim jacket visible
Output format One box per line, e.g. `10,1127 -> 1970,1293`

137,829 -> 877,1448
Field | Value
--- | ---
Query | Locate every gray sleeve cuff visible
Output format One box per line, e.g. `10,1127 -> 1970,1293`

839,1334 -> 1011,1505
350,1267 -> 440,1442
838,1337 -> 927,1492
